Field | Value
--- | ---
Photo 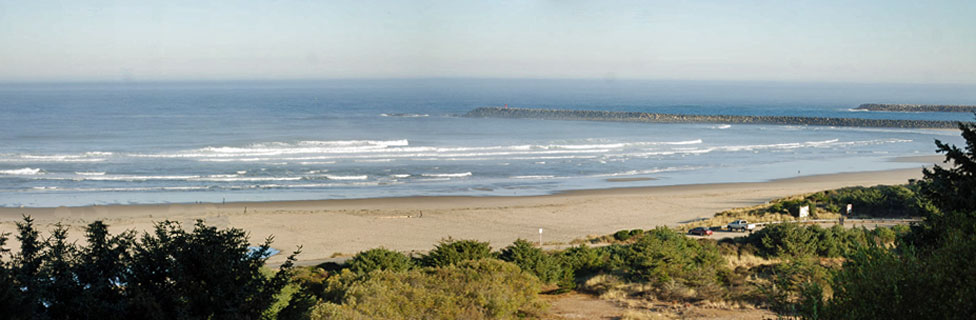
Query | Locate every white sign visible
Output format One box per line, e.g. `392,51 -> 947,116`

799,205 -> 810,218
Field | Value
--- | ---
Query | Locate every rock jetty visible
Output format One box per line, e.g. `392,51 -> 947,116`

465,107 -> 964,129
856,104 -> 976,113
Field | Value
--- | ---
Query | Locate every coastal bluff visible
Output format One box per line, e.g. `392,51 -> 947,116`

856,104 -> 976,113
464,107 -> 963,129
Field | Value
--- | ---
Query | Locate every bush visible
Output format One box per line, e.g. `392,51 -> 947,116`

348,248 -> 413,275
2,217 -> 299,320
419,239 -> 493,267
498,239 -> 564,284
311,259 -> 546,319
557,244 -> 610,278
812,184 -> 934,218
740,223 -> 892,258
615,227 -> 726,286
613,230 -> 633,241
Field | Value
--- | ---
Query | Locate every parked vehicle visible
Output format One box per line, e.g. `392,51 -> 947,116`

688,227 -> 714,236
727,220 -> 757,232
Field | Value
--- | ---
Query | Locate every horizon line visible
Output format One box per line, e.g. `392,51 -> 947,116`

2,76 -> 976,87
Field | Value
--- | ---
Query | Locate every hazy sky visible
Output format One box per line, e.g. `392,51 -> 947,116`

1,0 -> 974,83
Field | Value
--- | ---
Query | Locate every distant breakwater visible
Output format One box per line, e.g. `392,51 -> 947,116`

856,104 -> 976,113
464,107 -> 964,129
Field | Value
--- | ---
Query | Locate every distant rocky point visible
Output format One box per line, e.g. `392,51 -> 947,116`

856,104 -> 976,113
465,107 -> 964,129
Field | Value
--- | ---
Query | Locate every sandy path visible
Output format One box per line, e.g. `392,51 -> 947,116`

0,165 -> 933,264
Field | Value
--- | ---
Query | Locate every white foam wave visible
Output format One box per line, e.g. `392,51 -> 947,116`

593,166 -> 701,177
30,186 -> 212,192
661,139 -> 703,145
299,161 -> 337,165
0,168 -> 43,175
712,124 -> 732,129
2,139 -> 711,165
2,155 -> 105,163
79,175 -> 201,181
511,175 -> 556,179
421,172 -> 472,178
14,152 -> 110,162
75,171 -> 106,176
206,174 -> 239,178
134,139 -> 709,163
391,174 -> 411,178
193,176 -> 302,182
325,175 -> 368,180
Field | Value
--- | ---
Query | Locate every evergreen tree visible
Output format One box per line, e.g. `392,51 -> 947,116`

823,117 -> 976,319
12,216 -> 45,319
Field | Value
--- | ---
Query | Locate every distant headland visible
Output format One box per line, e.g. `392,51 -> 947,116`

855,104 -> 976,113
464,107 -> 964,129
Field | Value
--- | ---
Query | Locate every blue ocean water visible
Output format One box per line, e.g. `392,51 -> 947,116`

0,79 -> 972,207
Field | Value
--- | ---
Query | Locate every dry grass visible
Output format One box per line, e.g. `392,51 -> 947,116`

577,273 -> 774,320
620,310 -> 672,320
725,252 -> 779,270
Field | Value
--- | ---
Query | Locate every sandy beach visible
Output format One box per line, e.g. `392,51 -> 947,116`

0,156 -> 941,265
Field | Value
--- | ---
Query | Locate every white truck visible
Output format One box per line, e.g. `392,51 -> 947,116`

727,219 -> 757,232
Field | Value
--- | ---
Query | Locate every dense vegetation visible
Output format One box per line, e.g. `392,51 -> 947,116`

0,219 -> 298,320
704,182 -> 934,227
810,119 -> 976,319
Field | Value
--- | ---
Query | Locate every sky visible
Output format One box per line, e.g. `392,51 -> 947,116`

1,0 -> 975,83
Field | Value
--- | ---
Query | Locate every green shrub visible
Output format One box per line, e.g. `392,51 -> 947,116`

557,244 -> 610,278
615,227 -> 726,285
811,184 -> 934,218
311,259 -> 546,320
2,217 -> 299,320
419,239 -> 493,267
348,248 -> 413,275
612,230 -> 632,241
742,223 -> 881,258
498,239 -> 564,284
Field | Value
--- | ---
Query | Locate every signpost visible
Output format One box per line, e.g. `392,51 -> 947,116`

539,228 -> 543,247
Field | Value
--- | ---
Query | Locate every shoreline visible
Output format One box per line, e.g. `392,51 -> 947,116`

0,155 -> 945,212
1,155 -> 942,212
0,163 -> 937,264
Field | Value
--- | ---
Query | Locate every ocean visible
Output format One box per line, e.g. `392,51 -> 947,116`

1,79 -> 972,207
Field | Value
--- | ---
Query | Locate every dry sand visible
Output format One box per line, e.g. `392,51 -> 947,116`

0,161 -> 938,265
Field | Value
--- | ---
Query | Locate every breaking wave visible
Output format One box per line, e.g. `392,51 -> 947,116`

0,168 -> 42,175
